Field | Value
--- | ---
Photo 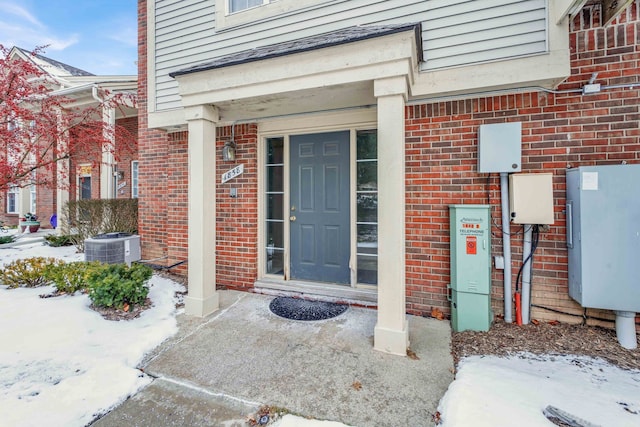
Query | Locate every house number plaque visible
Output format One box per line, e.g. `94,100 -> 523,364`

221,164 -> 244,184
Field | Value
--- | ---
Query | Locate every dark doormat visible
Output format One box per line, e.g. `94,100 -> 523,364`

269,296 -> 348,321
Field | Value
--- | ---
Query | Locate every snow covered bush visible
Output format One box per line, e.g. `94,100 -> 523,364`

87,263 -> 152,310
0,257 -> 64,288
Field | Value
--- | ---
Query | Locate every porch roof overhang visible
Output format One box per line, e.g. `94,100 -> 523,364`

170,24 -> 422,123
49,80 -> 138,119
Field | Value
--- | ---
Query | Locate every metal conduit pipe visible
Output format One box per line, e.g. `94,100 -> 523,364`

405,82 -> 640,107
500,172 -> 513,323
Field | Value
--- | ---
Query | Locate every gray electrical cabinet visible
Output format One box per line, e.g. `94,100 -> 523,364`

566,164 -> 640,312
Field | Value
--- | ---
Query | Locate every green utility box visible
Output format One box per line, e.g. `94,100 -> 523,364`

449,205 -> 492,332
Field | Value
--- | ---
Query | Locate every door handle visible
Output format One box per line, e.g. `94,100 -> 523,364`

566,201 -> 573,249
290,215 -> 296,222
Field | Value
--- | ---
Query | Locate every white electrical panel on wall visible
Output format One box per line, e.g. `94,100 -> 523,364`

509,173 -> 554,224
477,122 -> 522,173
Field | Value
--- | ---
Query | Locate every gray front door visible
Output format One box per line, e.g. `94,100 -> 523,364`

290,131 -> 350,284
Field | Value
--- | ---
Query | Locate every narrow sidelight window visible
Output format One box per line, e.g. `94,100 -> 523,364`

356,130 -> 378,285
265,137 -> 284,275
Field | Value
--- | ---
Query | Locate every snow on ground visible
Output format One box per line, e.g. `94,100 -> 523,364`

0,241 -> 184,427
2,240 -> 640,427
438,354 -> 640,427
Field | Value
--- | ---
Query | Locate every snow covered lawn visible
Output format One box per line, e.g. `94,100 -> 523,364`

438,354 -> 640,427
0,243 -> 184,426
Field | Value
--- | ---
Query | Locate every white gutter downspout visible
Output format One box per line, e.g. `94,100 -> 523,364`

92,85 -> 116,199
500,173 -> 513,323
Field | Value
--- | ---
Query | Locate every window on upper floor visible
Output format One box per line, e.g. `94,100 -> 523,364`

229,0 -> 275,14
216,0 -> 317,29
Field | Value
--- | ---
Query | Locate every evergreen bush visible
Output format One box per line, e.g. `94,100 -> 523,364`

44,234 -> 78,247
87,263 -> 152,310
0,257 -> 64,288
0,235 -> 15,245
44,261 -> 103,294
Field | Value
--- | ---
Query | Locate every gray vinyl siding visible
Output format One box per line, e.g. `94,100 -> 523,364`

154,0 -> 547,111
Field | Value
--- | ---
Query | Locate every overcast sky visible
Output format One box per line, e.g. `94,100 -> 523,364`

0,1 -> 137,75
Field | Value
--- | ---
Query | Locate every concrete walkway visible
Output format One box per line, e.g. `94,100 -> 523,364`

93,291 -> 454,427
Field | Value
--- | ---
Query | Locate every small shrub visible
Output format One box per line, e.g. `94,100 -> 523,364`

44,261 -> 103,294
87,263 -> 153,310
0,257 -> 65,288
44,234 -> 78,247
0,235 -> 15,245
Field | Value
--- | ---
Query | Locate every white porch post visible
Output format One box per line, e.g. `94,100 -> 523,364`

374,76 -> 409,356
184,105 -> 220,317
56,167 -> 69,233
56,108 -> 69,234
19,188 -> 31,217
100,107 -> 116,199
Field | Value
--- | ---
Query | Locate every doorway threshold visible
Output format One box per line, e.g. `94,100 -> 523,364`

254,278 -> 377,307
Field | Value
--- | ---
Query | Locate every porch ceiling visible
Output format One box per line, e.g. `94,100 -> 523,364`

214,81 -> 375,122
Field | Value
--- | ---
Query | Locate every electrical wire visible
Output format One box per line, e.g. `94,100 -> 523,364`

492,217 -> 526,236
486,173 -> 526,237
531,304 -> 617,325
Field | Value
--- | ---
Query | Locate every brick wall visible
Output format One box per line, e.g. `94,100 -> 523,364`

215,124 -> 259,290
166,131 -> 188,273
138,0 -> 170,263
35,184 -> 55,229
139,125 -> 259,282
405,3 -> 640,327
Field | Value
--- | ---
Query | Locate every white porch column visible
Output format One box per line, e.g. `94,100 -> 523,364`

56,165 -> 69,233
100,107 -> 116,199
56,108 -> 69,234
374,76 -> 409,356
184,105 -> 220,317
19,187 -> 31,217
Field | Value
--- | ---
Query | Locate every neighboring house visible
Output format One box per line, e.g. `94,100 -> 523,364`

1,48 -> 138,229
139,0 -> 640,354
